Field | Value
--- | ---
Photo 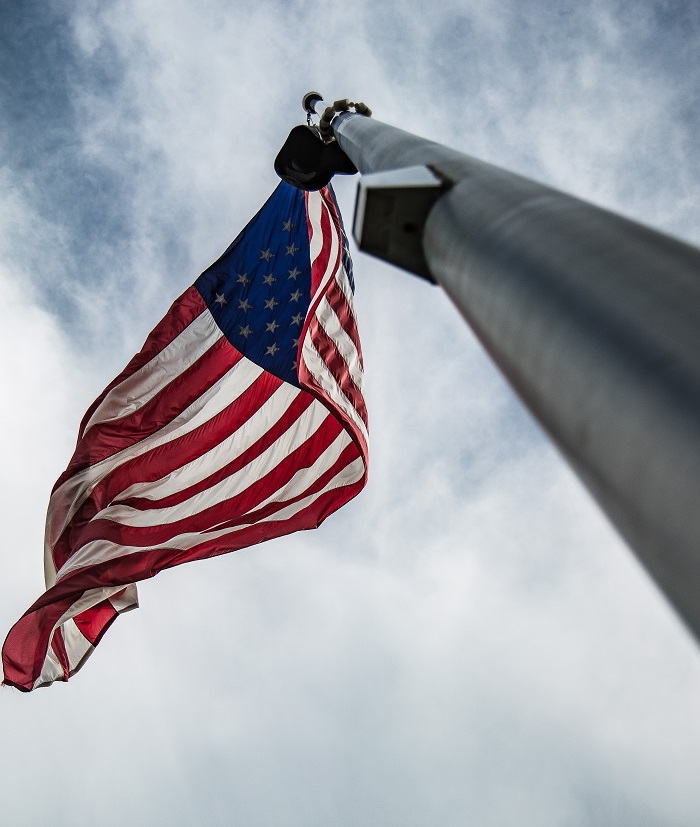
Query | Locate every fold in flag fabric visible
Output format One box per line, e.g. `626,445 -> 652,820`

3,182 -> 368,691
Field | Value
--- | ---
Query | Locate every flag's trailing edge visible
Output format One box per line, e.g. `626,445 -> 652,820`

3,182 -> 368,691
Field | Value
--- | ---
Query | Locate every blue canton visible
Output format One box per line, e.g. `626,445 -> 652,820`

196,182 -> 312,387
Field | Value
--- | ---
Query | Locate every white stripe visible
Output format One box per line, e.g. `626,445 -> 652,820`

93,401 -> 334,528
44,518 -> 58,587
111,583 -> 139,613
116,383 -> 302,502
62,618 -> 93,672
46,348 -> 264,547
307,193 -> 340,301
306,190 -> 325,269
34,645 -> 63,690
301,338 -> 369,445
56,455 -> 365,579
315,296 -> 364,391
82,311 -> 220,436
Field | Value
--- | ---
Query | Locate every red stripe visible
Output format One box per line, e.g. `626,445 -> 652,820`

81,370 -> 283,509
76,286 -> 207,443
297,354 -> 368,463
324,278 -> 363,365
120,392 -> 316,510
50,368 -> 284,574
59,337 -> 242,482
68,414 -> 345,549
307,317 -> 368,428
73,601 -> 118,646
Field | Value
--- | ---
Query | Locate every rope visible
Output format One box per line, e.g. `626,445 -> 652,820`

318,99 -> 372,142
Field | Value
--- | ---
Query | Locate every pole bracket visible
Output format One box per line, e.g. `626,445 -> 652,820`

352,165 -> 447,283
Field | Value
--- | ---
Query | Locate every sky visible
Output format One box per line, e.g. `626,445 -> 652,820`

1,0 -> 700,824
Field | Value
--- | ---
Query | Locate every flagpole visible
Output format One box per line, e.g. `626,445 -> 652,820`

315,102 -> 700,642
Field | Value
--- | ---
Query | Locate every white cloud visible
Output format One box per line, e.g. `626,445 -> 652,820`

2,1 -> 700,824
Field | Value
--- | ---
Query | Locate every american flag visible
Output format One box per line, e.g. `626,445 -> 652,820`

3,182 -> 368,691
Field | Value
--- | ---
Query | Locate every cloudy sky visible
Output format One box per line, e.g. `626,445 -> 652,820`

2,0 -> 700,824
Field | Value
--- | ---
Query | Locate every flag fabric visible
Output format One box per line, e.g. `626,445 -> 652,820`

3,181 -> 368,692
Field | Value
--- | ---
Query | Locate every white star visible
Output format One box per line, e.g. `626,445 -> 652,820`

239,325 -> 251,338
266,343 -> 279,356
293,337 -> 300,347
260,248 -> 273,262
214,293 -> 227,306
290,289 -> 301,302
262,274 -> 276,286
238,298 -> 251,311
282,219 -> 294,232
291,313 -> 303,325
264,297 -> 278,310
266,320 -> 278,332
286,243 -> 298,256
288,267 -> 301,280
237,272 -> 249,284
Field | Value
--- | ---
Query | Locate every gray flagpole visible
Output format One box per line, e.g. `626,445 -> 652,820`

306,97 -> 700,642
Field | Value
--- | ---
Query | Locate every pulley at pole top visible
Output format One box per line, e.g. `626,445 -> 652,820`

302,92 -> 372,140
302,91 -> 323,118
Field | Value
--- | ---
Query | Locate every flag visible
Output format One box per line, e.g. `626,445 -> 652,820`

3,181 -> 368,691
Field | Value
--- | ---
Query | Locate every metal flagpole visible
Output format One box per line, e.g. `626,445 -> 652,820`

301,95 -> 700,642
